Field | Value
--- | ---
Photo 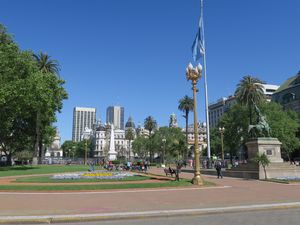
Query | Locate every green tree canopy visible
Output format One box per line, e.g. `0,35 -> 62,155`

132,135 -> 149,160
0,23 -> 68,164
218,101 -> 300,161
260,102 -> 300,161
152,127 -> 186,162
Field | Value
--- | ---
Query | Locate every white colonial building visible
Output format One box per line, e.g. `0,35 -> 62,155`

92,117 -> 137,160
45,129 -> 63,158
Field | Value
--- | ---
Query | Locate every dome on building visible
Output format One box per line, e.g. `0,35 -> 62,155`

95,121 -> 106,131
125,116 -> 135,129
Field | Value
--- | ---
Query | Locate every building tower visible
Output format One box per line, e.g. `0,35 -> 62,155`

72,107 -> 96,142
106,106 -> 124,130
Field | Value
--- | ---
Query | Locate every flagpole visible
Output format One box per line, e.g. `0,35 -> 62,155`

200,0 -> 211,161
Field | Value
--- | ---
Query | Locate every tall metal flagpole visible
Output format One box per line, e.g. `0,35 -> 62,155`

200,0 -> 211,160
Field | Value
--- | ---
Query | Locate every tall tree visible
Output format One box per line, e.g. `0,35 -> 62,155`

178,95 -> 194,154
132,135 -> 149,160
0,24 -> 68,165
152,127 -> 186,163
32,52 -> 63,164
144,116 -> 157,162
235,75 -> 265,124
144,116 -> 157,136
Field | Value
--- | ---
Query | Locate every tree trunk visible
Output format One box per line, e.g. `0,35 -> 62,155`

249,105 -> 252,125
33,110 -> 40,165
149,131 -> 153,163
185,111 -> 189,160
7,152 -> 12,166
39,135 -> 43,164
263,166 -> 267,180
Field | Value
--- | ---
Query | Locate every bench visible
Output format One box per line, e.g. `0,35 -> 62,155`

164,167 -> 176,177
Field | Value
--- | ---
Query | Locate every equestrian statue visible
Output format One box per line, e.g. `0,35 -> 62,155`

248,103 -> 271,137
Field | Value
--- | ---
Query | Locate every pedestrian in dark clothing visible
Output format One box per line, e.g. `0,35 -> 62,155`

215,161 -> 223,179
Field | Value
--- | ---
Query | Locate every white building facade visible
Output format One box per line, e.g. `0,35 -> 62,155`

45,129 -> 63,158
92,117 -> 136,160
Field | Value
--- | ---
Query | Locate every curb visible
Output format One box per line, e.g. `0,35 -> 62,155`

1,202 -> 300,224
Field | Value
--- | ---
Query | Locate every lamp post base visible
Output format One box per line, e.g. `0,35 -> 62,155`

192,175 -> 203,185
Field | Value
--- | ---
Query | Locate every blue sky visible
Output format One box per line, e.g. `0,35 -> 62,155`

2,0 -> 300,142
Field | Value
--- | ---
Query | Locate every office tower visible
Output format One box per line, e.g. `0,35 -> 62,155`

106,106 -> 124,130
72,107 -> 96,142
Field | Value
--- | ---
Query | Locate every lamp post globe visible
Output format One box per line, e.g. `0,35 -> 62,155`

186,63 -> 203,186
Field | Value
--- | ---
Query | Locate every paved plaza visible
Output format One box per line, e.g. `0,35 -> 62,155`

0,168 -> 300,223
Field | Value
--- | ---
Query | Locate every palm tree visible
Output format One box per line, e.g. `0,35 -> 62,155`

33,52 -> 60,164
178,95 -> 193,157
144,116 -> 157,162
254,153 -> 270,180
125,128 -> 135,161
144,116 -> 157,136
33,52 -> 60,75
235,75 -> 265,125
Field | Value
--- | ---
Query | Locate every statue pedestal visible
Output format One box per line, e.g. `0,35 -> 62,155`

108,153 -> 117,161
246,138 -> 283,163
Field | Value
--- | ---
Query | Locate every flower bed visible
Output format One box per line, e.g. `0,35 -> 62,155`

52,171 -> 136,180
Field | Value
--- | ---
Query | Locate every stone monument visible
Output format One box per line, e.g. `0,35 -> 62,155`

246,103 -> 283,163
108,124 -> 117,161
244,103 -> 300,179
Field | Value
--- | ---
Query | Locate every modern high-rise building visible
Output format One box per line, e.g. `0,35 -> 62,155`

72,107 -> 96,142
106,106 -> 124,130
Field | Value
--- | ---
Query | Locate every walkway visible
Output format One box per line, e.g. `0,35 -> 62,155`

0,167 -> 300,223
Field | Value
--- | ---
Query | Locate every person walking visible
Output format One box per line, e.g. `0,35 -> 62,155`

215,161 -> 223,179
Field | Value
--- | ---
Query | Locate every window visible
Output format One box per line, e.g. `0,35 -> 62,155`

266,89 -> 275,93
282,93 -> 295,104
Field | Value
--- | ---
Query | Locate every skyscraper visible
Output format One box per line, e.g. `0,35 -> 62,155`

72,107 -> 96,142
106,106 -> 124,130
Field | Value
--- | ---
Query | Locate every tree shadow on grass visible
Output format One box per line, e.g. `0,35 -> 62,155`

149,177 -> 174,181
0,166 -> 38,171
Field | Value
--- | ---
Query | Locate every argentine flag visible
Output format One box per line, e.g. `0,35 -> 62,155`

192,16 -> 205,62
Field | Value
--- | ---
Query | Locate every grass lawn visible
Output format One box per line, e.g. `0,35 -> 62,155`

0,179 -> 216,191
15,175 -> 151,183
0,165 -> 90,177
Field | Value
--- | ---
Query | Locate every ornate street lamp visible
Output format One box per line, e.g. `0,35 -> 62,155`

82,127 -> 92,165
219,127 -> 225,161
186,63 -> 203,185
